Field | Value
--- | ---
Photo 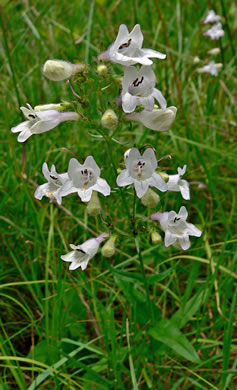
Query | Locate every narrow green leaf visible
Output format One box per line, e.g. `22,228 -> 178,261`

172,290 -> 207,329
149,319 -> 201,363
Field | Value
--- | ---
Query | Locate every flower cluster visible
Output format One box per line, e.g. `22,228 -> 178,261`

99,24 -> 177,131
195,10 -> 224,77
11,23 -> 202,271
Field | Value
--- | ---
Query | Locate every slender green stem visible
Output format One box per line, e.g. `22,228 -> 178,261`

132,188 -> 137,235
105,138 -> 131,220
135,237 -> 154,324
45,204 -> 54,343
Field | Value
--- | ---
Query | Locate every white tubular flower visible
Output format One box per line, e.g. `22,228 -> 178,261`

57,156 -> 111,204
11,104 -> 79,143
203,10 -> 221,24
42,60 -> 85,81
116,148 -> 167,198
126,106 -> 177,131
167,165 -> 190,200
151,206 -> 202,250
121,66 -> 166,113
197,61 -> 223,76
98,24 -> 166,66
34,163 -> 69,202
203,23 -> 224,40
61,233 -> 108,271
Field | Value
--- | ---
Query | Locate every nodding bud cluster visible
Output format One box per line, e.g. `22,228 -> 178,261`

42,60 -> 86,81
101,109 -> 118,129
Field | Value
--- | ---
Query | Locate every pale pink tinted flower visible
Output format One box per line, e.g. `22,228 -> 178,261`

117,148 -> 167,198
121,65 -> 166,113
203,23 -> 224,40
61,233 -> 108,271
203,10 -> 221,24
56,156 -> 110,204
34,162 -> 69,202
126,106 -> 177,131
151,206 -> 201,250
98,24 -> 166,66
167,165 -> 190,200
11,104 -> 79,142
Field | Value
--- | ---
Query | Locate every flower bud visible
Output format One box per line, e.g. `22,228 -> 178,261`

151,230 -> 162,244
34,102 -> 72,112
101,109 -> 118,129
141,188 -> 160,208
101,235 -> 117,258
87,191 -> 101,216
158,171 -> 169,182
208,47 -> 220,55
42,60 -> 85,81
193,56 -> 200,64
97,64 -> 108,76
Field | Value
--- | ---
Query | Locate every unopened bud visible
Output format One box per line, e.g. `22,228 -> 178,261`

101,235 -> 117,258
193,56 -> 200,64
158,171 -> 169,182
42,60 -> 85,81
141,188 -> 160,208
101,109 -> 118,129
208,48 -> 220,55
34,102 -> 72,112
151,230 -> 162,244
87,191 -> 101,216
97,64 -> 108,76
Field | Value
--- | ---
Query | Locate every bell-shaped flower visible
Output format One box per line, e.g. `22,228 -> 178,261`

56,156 -> 110,204
98,24 -> 166,66
116,148 -> 167,198
126,106 -> 177,131
11,104 -> 79,143
197,61 -> 223,76
61,233 -> 108,271
121,66 -> 166,113
167,165 -> 190,200
34,162 -> 69,202
151,206 -> 202,250
203,23 -> 224,40
203,10 -> 221,24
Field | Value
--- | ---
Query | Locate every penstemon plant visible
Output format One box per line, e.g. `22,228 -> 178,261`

11,23 -> 202,319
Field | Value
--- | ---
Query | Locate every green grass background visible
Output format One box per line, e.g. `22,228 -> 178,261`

0,0 -> 236,388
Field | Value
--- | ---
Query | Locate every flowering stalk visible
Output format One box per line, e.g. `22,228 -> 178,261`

135,237 -> 154,324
